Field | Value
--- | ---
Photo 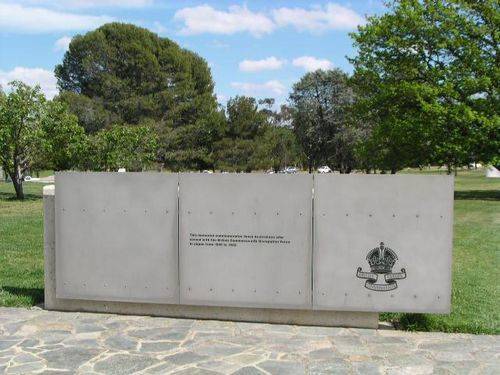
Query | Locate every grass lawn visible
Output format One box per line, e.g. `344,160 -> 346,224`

0,182 -> 45,307
0,169 -> 498,334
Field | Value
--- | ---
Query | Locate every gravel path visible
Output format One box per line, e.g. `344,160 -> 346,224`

0,307 -> 497,374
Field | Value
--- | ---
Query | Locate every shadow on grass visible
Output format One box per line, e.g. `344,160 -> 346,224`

0,192 -> 42,202
1,286 -> 44,305
454,190 -> 500,201
386,313 -> 433,332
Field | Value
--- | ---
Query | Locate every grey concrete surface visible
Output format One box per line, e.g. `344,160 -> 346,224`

179,173 -> 312,309
313,174 -> 453,313
47,173 -> 454,326
55,172 -> 179,304
44,184 -> 378,328
0,307 -> 497,374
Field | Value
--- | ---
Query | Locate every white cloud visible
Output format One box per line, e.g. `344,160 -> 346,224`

0,67 -> 58,99
0,3 -> 113,33
239,57 -> 285,72
174,5 -> 275,37
231,80 -> 286,96
173,3 -> 363,37
272,3 -> 364,32
18,0 -> 152,8
61,0 -> 152,8
54,36 -> 72,52
292,56 -> 333,72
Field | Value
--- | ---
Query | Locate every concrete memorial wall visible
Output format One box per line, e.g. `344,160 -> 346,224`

49,172 -> 453,326
179,174 -> 312,309
55,173 -> 179,303
313,175 -> 453,313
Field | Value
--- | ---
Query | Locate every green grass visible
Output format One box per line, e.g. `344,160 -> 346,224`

0,170 -> 498,334
0,182 -> 45,307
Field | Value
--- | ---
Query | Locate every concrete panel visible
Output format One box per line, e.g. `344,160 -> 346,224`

313,174 -> 453,313
179,174 -> 312,309
55,172 -> 179,304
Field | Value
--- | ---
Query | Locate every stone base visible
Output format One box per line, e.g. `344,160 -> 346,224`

44,299 -> 378,328
43,185 -> 378,329
45,299 -> 378,328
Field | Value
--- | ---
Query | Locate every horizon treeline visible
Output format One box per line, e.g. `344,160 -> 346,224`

1,0 -> 498,199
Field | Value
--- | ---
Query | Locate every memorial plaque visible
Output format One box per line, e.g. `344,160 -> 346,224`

313,174 -> 453,313
55,172 -> 179,303
179,174 -> 312,309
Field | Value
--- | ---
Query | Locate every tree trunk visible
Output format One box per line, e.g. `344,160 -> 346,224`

9,168 -> 24,200
446,164 -> 452,175
340,165 -> 352,174
390,168 -> 396,174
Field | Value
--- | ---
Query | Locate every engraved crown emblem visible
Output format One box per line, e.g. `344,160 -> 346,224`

366,242 -> 397,274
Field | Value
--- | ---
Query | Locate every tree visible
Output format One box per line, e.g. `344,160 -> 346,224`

161,108 -> 226,171
87,125 -> 158,172
56,92 -> 118,134
226,96 -> 267,139
350,0 -> 499,173
0,82 -> 45,199
55,23 -> 221,169
35,101 -> 88,171
55,23 -> 217,127
253,125 -> 303,172
211,96 -> 268,172
289,69 -> 357,173
214,138 -> 256,172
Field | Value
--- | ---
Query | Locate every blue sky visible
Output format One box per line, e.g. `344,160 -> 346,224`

0,0 -> 386,104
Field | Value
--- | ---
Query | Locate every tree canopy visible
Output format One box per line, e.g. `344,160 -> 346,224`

86,125 -> 158,172
289,69 -> 358,173
0,82 -> 89,199
0,82 -> 46,199
36,101 -> 87,172
55,22 -> 217,129
3,3 -> 498,199
55,23 -> 222,171
350,0 -> 499,173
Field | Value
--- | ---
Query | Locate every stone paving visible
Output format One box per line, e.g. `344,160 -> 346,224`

0,307 -> 498,374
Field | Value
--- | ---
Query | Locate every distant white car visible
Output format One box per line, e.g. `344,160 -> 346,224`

24,175 -> 32,181
317,165 -> 332,173
202,170 -> 213,174
281,166 -> 298,174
